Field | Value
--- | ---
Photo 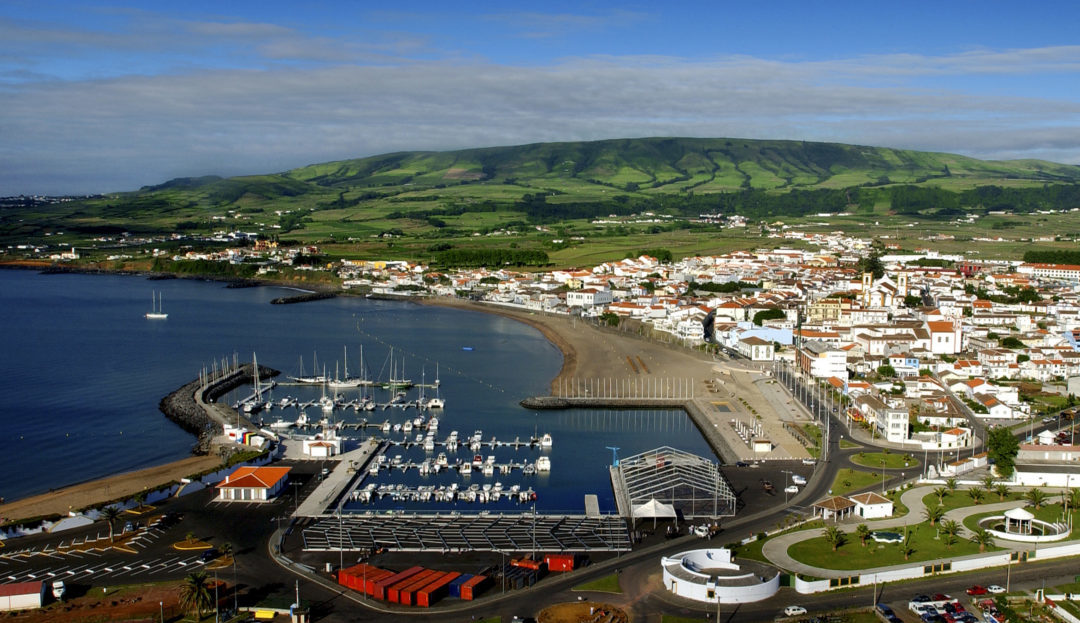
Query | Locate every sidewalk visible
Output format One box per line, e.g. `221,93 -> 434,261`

761,485 -> 1076,578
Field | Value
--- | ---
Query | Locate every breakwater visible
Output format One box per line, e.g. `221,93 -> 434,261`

519,396 -> 739,465
270,291 -> 336,304
159,363 -> 279,453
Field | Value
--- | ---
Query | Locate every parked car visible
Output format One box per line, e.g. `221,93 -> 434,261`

932,593 -> 953,603
784,606 -> 807,617
966,585 -> 988,595
735,461 -> 749,467
876,604 -> 895,617
791,474 -> 807,485
986,585 -> 1006,594
201,548 -> 220,562
801,458 -> 816,465
784,485 -> 799,494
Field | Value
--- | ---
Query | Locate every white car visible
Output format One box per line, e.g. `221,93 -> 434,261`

801,458 -> 816,465
791,474 -> 807,485
784,606 -> 807,617
784,485 -> 799,494
987,585 -> 1006,594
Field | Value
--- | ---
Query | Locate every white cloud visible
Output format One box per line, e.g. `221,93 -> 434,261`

2,50 -> 1079,194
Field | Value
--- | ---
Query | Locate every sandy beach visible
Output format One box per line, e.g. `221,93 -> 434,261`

1,296 -> 718,526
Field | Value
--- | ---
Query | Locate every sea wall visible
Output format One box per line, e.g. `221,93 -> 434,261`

159,363 -> 278,453
520,396 -> 740,464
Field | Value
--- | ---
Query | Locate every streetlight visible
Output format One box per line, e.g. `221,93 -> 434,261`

159,601 -> 163,623
782,470 -> 793,504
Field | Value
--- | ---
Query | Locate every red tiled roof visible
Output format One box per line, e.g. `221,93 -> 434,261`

216,466 -> 291,490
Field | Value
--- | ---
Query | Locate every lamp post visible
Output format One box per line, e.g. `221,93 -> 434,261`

782,470 -> 793,504
159,601 -> 163,623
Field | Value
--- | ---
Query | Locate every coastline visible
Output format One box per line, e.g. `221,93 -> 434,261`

0,270 -> 717,526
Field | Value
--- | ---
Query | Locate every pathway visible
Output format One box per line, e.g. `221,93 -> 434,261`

761,485 -> 1077,578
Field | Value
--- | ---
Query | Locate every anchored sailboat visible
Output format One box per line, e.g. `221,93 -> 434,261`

145,291 -> 167,319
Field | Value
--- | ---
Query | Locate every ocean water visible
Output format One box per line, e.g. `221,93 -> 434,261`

0,270 -> 713,512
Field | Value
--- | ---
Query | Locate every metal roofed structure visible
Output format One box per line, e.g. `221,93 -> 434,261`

611,446 -> 736,519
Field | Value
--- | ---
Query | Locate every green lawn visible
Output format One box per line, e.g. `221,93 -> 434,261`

787,522 -> 1000,570
572,573 -> 622,593
922,489 -> 1025,513
839,439 -> 861,450
849,451 -> 919,470
962,502 -> 1080,533
730,519 -> 825,564
829,469 -> 883,496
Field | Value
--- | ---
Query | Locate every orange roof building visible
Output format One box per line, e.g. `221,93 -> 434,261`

216,466 -> 291,502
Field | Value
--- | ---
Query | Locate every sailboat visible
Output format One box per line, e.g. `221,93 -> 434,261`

290,352 -> 328,384
381,347 -> 413,390
425,364 -> 445,409
328,345 -> 365,389
145,291 -> 167,319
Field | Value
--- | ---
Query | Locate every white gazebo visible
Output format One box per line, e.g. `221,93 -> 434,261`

1003,507 -> 1035,535
633,498 -> 678,528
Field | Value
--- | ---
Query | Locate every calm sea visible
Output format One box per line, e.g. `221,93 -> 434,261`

0,270 -> 712,512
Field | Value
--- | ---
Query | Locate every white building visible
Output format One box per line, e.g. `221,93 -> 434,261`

848,492 -> 894,519
737,336 -> 775,362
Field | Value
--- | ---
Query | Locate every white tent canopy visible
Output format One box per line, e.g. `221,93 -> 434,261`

633,498 -> 677,519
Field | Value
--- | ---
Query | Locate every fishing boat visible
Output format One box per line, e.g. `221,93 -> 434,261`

540,433 -> 553,448
536,456 -> 551,472
145,291 -> 168,319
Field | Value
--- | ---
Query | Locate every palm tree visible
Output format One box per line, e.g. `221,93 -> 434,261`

900,543 -> 915,560
995,483 -> 1011,501
101,506 -> 121,542
1025,487 -> 1048,509
981,474 -> 996,490
945,478 -> 958,493
179,571 -> 213,619
968,487 -> 985,505
923,504 -> 945,526
133,490 -> 148,511
823,526 -> 846,552
940,519 -> 960,540
855,524 -> 871,547
933,486 -> 949,505
970,528 -> 995,553
1068,488 -> 1080,512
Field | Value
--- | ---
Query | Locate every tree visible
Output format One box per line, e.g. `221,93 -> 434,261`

923,504 -> 945,526
970,529 -> 995,553
1025,487 -> 1048,509
987,425 -> 1020,478
101,506 -> 122,542
968,487 -> 985,505
933,486 -> 949,505
940,519 -> 961,541
856,524 -> 871,547
995,483 -> 1012,501
823,526 -> 846,552
179,571 -> 213,619
945,478 -> 958,493
877,364 -> 897,378
982,474 -> 996,490
752,308 -> 785,326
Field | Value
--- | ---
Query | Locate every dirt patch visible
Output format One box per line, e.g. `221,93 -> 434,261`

5,582 -> 188,623
538,601 -> 629,623
443,168 -> 485,180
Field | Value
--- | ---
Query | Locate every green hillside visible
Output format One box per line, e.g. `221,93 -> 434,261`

5,137 -> 1080,267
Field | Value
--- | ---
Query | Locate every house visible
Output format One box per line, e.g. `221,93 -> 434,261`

216,466 -> 292,502
737,336 -> 775,361
927,321 -> 961,355
796,340 -> 848,381
848,492 -> 894,519
0,582 -> 46,611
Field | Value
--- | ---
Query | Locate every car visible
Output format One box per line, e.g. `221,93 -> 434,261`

911,594 -> 932,603
122,521 -> 134,534
784,606 -> 807,617
886,616 -> 903,623
784,485 -> 799,494
966,585 -> 988,596
801,458 -> 816,465
871,531 -> 904,543
986,585 -> 1006,594
200,549 -> 220,562
735,461 -> 749,467
932,593 -> 953,603
876,604 -> 895,617
321,467 -> 330,476
791,474 -> 807,485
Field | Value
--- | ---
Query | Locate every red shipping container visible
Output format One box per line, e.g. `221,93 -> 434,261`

400,571 -> 445,606
459,574 -> 490,601
416,572 -> 461,608
511,557 -> 541,570
362,569 -> 393,596
372,566 -> 424,601
389,569 -> 437,604
544,554 -> 575,572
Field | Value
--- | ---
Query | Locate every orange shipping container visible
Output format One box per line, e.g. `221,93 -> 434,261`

459,574 -> 490,601
389,569 -> 438,604
372,566 -> 424,601
544,554 -> 575,572
400,571 -> 446,606
415,572 -> 461,607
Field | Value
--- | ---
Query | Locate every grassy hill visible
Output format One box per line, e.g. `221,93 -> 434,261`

5,137 -> 1080,269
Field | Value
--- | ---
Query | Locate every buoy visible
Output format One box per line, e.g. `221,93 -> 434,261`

462,347 -> 474,351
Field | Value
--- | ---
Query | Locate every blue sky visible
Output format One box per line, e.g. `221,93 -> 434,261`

3,1 -> 1080,194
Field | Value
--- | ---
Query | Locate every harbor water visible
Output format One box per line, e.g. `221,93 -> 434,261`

0,270 -> 713,512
